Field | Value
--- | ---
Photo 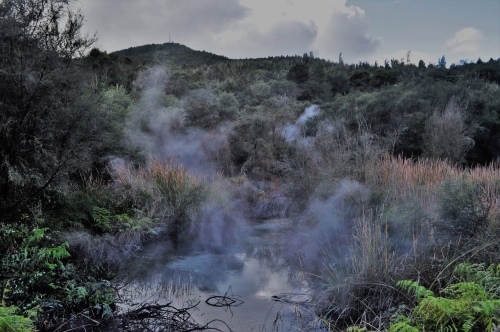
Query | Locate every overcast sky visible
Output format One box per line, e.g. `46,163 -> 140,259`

78,0 -> 500,66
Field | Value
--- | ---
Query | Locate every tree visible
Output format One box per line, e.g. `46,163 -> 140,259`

182,88 -> 220,128
286,62 -> 309,84
418,60 -> 426,69
349,70 -> 371,88
423,100 -> 474,164
437,55 -> 447,68
0,0 -> 106,219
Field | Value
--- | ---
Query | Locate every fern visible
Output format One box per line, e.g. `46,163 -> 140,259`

42,242 -> 71,264
92,206 -> 112,231
0,306 -> 34,332
392,263 -> 500,332
453,263 -> 500,296
27,228 -> 49,244
396,280 -> 434,300
390,315 -> 419,332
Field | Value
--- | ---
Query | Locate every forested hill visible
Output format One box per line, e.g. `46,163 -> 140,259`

87,43 -> 500,165
112,42 -> 230,67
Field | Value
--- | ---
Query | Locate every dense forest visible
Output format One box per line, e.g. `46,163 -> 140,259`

2,0 -> 500,331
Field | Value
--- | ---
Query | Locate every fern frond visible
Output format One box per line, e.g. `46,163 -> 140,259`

389,321 -> 419,332
397,280 -> 434,299
27,228 -> 49,244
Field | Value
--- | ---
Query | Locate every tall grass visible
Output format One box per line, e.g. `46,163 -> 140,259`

368,155 -> 500,228
317,155 -> 500,330
113,158 -> 207,239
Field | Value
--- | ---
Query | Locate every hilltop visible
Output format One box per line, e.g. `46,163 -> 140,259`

112,42 -> 231,67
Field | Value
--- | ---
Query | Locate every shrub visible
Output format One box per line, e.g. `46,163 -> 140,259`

439,179 -> 490,237
182,88 -> 220,128
1,228 -> 114,329
270,80 -> 299,99
217,91 -> 240,121
423,99 -> 474,164
314,117 -> 383,182
249,81 -> 271,104
287,63 -> 309,84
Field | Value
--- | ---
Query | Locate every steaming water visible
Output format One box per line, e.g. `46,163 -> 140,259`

119,218 -> 326,331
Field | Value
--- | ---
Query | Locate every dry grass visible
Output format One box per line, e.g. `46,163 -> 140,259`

368,155 -> 500,226
63,230 -> 148,266
112,158 -> 207,235
317,207 -> 410,330
316,156 -> 500,330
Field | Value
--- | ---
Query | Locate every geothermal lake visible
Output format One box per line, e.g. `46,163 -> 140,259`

119,217 -> 326,331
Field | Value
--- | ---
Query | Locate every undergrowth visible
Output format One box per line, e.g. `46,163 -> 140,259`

0,228 -> 115,330
391,263 -> 500,332
0,306 -> 34,332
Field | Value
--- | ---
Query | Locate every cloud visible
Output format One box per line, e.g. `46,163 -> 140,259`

444,27 -> 483,55
234,20 -> 318,57
80,0 -> 251,52
78,0 -> 380,61
315,6 -> 382,61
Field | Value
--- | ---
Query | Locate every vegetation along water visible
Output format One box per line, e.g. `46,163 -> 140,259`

1,0 -> 500,331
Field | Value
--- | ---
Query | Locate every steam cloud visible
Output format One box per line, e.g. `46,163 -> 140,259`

283,104 -> 320,142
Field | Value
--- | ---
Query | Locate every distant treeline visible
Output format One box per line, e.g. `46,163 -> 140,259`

88,44 -> 500,166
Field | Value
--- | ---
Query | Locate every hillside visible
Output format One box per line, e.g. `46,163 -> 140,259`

112,42 -> 231,67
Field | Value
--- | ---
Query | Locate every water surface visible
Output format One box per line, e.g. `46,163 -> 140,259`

119,218 -> 326,331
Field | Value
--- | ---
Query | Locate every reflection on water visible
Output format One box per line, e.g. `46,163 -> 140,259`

118,218 -> 327,331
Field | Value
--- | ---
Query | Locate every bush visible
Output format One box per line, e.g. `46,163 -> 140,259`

182,88 -> 220,128
439,179 -> 490,237
270,80 -> 298,99
217,91 -> 240,121
316,207 -> 409,330
249,81 -> 271,104
423,99 -> 474,164
1,228 -> 115,329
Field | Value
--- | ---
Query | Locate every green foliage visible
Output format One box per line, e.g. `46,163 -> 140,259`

249,82 -> 271,104
270,80 -> 299,99
287,63 -> 309,84
0,306 -> 34,332
349,70 -> 372,88
372,69 -> 398,87
329,71 -> 350,96
1,228 -> 115,327
112,159 -> 207,242
182,88 -> 220,128
92,206 -> 112,231
149,160 -> 207,225
0,0 -> 125,223
396,280 -> 435,300
392,263 -> 500,332
218,91 -> 240,121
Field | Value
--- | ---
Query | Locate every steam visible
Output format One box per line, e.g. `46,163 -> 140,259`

280,179 -> 370,270
126,67 -> 228,175
283,104 -> 320,142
